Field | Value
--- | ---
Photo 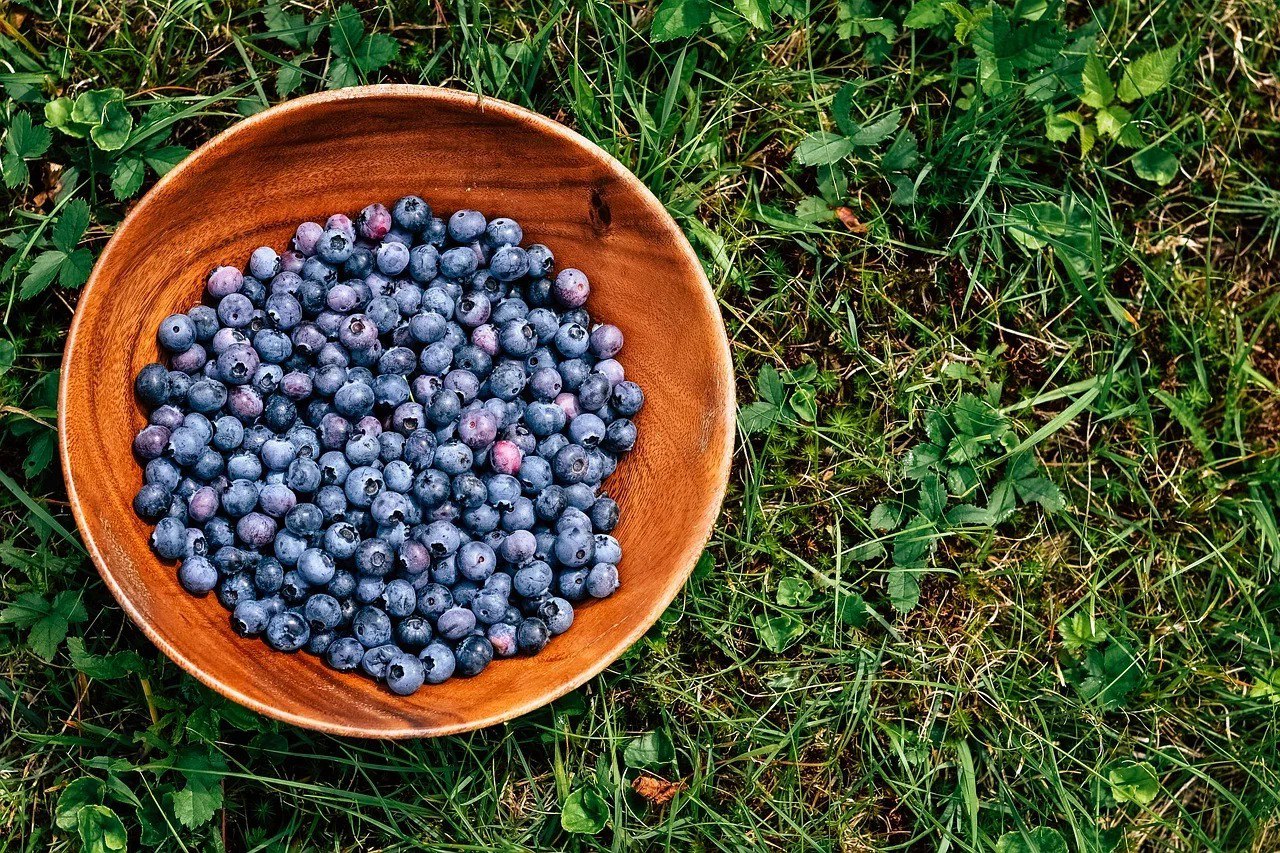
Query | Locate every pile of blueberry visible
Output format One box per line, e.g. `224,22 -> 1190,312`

130,197 -> 642,695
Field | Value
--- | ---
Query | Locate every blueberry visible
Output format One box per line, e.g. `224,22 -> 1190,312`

457,540 -> 497,582
379,579 -> 416,618
539,597 -> 575,635
357,203 -> 392,241
133,484 -> 172,521
612,380 -> 644,416
177,556 -> 218,594
433,606 -> 475,643
516,617 -> 550,654
134,363 -> 171,406
554,526 -> 595,568
255,558 -> 285,594
455,635 -> 494,677
556,568 -> 588,602
577,374 -> 612,411
263,611 -> 309,651
604,418 -> 637,453
385,652 -> 426,695
439,246 -> 479,279
419,642 -> 456,684
316,228 -> 354,264
500,529 -> 537,566
217,571 -> 256,610
158,313 -> 196,352
489,246 -> 529,281
232,599 -> 270,636
250,246 -> 282,280
326,636 -> 365,671
349,604 -> 392,648
471,591 -> 507,625
149,517 -> 187,560
301,593 -> 342,632
513,561 -> 553,597
361,644 -> 399,678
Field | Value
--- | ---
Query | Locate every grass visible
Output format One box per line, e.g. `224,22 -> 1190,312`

3,0 -> 1280,849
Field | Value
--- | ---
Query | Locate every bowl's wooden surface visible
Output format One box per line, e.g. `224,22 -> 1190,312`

59,86 -> 734,738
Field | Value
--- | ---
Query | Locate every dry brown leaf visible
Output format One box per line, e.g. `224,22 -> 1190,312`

631,775 -> 685,806
834,206 -> 867,234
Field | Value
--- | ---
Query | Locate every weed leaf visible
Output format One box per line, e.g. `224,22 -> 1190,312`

996,826 -> 1068,853
561,787 -> 608,833
753,612 -> 804,652
624,730 -> 675,770
1080,55 -> 1113,108
1107,761 -> 1159,805
651,0 -> 711,42
795,131 -> 855,166
1116,46 -> 1179,102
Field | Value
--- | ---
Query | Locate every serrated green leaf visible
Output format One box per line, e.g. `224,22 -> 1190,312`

2,152 -> 28,188
651,0 -> 712,42
5,111 -> 53,159
947,464 -> 980,497
1095,105 -> 1140,146
1059,612 -> 1107,650
67,637 -> 145,679
1107,760 -> 1159,806
987,480 -> 1017,523
831,82 -> 860,137
869,502 -> 902,531
757,364 -> 785,406
753,612 -> 804,652
277,59 -> 306,98
171,751 -> 225,828
795,131 -> 855,166
996,826 -> 1069,853
623,730 -> 675,769
561,786 -> 609,833
1078,643 -> 1142,708
892,518 -> 933,566
77,805 -> 127,853
60,249 -> 94,289
326,57 -> 359,90
0,340 -> 14,377
1078,120 -> 1097,156
734,0 -> 770,29
1013,476 -> 1064,511
91,100 -> 133,151
880,130 -> 918,171
1081,55 -> 1114,108
1044,110 -> 1079,143
19,251 -> 66,300
23,431 -> 55,478
738,401 -> 781,434
918,473 -> 946,521
1132,146 -> 1179,185
945,503 -> 992,526
903,0 -> 946,29
53,199 -> 90,253
795,195 -> 835,223
354,32 -> 399,74
264,3 -> 305,49
887,570 -> 921,612
143,145 -> 189,177
902,443 -> 942,479
328,4 -> 365,60
848,110 -> 900,146
111,156 -> 145,200
1116,46 -> 1179,102
777,577 -> 813,606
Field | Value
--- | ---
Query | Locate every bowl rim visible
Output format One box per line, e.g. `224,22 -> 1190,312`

58,84 -> 735,738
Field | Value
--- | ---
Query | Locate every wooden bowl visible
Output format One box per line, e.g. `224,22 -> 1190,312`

59,85 -> 734,738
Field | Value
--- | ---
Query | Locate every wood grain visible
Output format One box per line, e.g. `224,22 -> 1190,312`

58,86 -> 735,738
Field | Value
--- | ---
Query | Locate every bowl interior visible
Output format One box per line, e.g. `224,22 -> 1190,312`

59,86 -> 733,737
